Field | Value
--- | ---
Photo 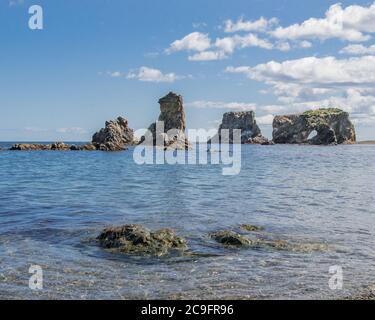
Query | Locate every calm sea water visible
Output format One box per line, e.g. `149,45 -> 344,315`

0,143 -> 374,300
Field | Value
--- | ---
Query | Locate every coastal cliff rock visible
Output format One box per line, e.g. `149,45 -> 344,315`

92,116 -> 135,151
97,224 -> 187,256
273,108 -> 356,145
210,111 -> 272,145
143,92 -> 189,150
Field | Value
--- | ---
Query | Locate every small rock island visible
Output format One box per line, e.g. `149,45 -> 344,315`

142,92 -> 190,150
210,111 -> 272,145
273,108 -> 356,145
6,93 -> 358,151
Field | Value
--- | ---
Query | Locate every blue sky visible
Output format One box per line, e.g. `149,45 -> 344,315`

1,0 -> 375,141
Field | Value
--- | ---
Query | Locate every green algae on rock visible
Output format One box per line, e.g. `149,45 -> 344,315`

210,230 -> 252,246
97,224 -> 187,256
273,108 -> 356,145
239,224 -> 264,232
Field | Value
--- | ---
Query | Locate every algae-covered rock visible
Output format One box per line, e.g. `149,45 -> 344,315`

273,108 -> 356,145
97,224 -> 187,256
239,224 -> 264,232
210,230 -> 252,246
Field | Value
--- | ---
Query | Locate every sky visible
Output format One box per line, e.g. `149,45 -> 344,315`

1,0 -> 375,141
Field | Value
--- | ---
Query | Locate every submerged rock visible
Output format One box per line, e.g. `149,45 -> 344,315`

142,92 -> 189,150
97,224 -> 187,256
211,227 -> 328,253
210,230 -> 252,246
92,116 -> 135,151
273,108 -> 356,145
346,285 -> 375,300
210,111 -> 271,144
240,224 -> 264,232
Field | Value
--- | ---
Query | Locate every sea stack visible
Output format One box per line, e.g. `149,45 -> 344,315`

210,111 -> 272,144
143,92 -> 189,150
272,108 -> 356,145
92,116 -> 135,151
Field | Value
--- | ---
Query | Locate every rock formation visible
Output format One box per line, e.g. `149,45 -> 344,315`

210,230 -> 252,246
210,111 -> 272,145
273,108 -> 356,145
9,142 -> 96,151
143,92 -> 189,150
97,224 -> 187,256
92,116 -> 135,151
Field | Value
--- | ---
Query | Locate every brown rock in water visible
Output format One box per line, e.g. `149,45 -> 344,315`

142,92 -> 189,150
209,111 -> 271,145
9,142 -> 98,151
210,230 -> 252,246
97,224 -> 187,256
92,116 -> 135,151
10,142 -> 71,151
273,108 -> 356,145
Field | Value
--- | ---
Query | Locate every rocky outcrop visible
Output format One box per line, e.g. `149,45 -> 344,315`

97,224 -> 187,256
210,111 -> 272,145
210,230 -> 252,246
143,92 -> 189,150
9,142 -> 97,151
92,116 -> 135,151
273,108 -> 356,145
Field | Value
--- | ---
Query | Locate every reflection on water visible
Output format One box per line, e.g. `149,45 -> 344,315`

0,144 -> 374,299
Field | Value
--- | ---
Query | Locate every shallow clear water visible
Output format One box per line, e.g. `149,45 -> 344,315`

0,144 -> 374,300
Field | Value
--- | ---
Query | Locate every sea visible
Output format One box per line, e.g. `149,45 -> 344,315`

0,142 -> 374,299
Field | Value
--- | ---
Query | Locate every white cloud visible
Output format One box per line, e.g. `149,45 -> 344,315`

24,127 -> 48,132
192,22 -> 207,29
224,17 -> 279,33
166,32 -> 211,53
188,51 -> 227,61
127,67 -> 181,83
166,30 -> 289,62
9,0 -> 24,7
340,44 -> 375,55
226,56 -> 375,85
256,114 -> 274,125
270,2 -> 375,42
187,100 -> 257,111
299,40 -> 313,48
107,71 -> 123,78
226,55 -> 375,122
56,127 -> 87,134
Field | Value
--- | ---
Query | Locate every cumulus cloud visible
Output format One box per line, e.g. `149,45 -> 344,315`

256,114 -> 275,125
127,67 -> 181,83
270,2 -> 375,42
188,51 -> 227,61
168,32 -> 287,61
224,17 -> 279,33
165,32 -> 211,54
187,100 -> 257,111
340,44 -> 375,55
226,56 -> 375,86
226,55 -> 375,122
